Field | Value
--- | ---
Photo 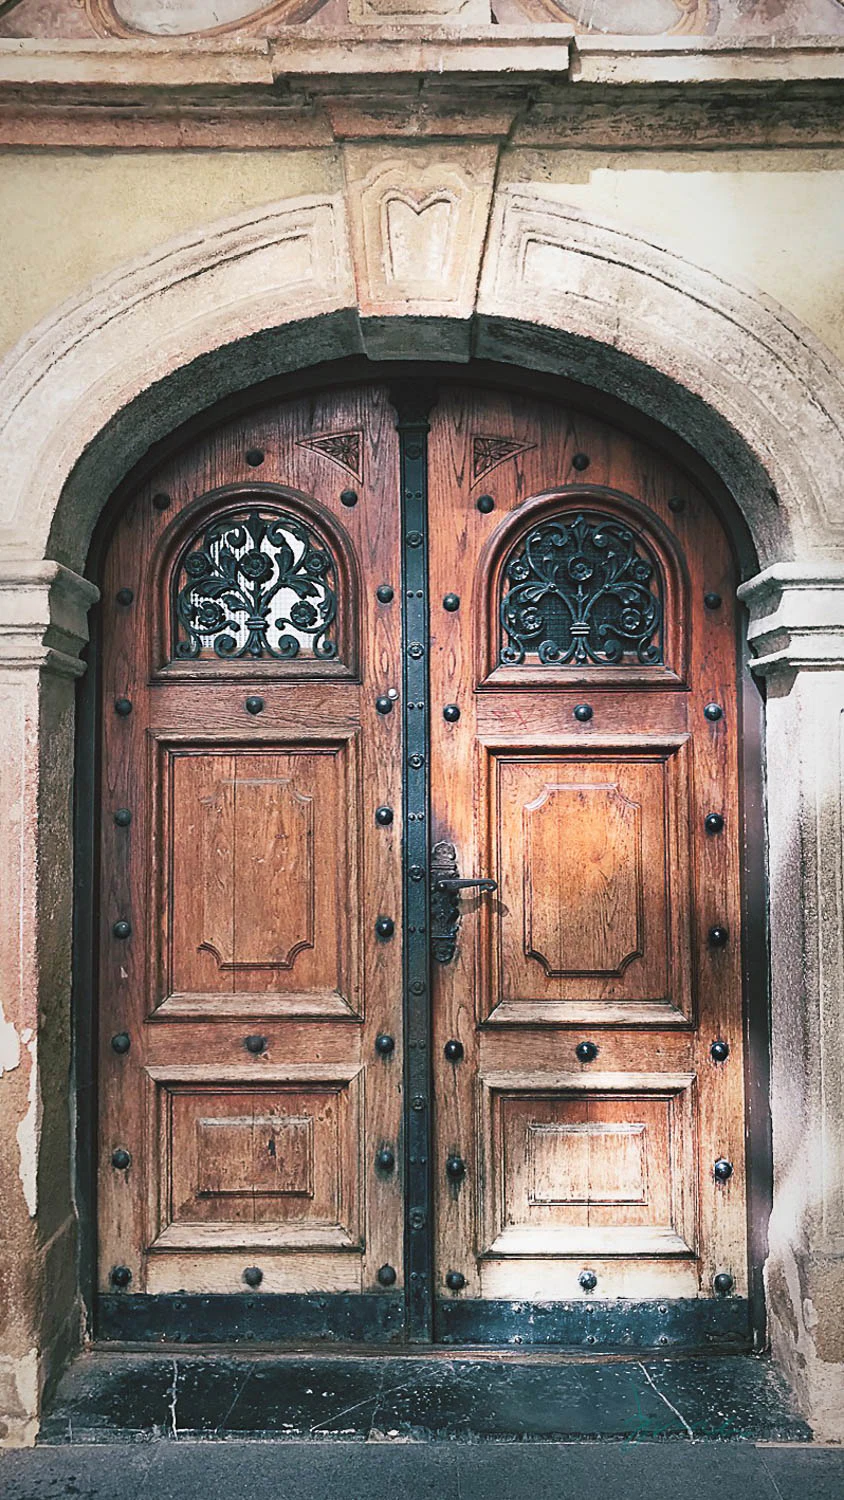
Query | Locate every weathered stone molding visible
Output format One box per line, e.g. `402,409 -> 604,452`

0,564 -> 99,677
739,564 -> 844,674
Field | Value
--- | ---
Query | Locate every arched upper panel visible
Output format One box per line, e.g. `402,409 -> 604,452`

478,488 -> 689,689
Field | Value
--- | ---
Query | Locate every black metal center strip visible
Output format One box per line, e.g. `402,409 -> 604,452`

393,382 -> 437,1342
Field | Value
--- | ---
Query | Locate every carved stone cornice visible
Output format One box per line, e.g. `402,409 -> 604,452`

739,564 -> 844,676
0,562 -> 99,676
0,34 -> 842,148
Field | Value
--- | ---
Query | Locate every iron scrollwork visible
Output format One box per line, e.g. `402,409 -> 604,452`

500,512 -> 663,667
174,508 -> 338,661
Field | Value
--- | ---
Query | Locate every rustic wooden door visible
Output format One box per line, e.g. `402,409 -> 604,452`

427,386 -> 749,1346
95,377 -> 751,1348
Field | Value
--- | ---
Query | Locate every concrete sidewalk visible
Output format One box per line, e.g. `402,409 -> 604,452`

2,1439 -> 844,1500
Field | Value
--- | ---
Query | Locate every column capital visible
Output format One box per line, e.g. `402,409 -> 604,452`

738,563 -> 844,676
0,561 -> 99,678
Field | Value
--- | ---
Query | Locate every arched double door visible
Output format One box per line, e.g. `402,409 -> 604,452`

95,379 -> 751,1346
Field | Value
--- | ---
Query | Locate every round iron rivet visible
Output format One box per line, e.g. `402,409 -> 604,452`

704,703 -> 723,722
572,453 -> 590,472
409,865 -> 424,882
410,1209 -> 426,1231
376,1147 -> 395,1173
114,808 -> 132,828
112,919 -> 131,940
705,812 -> 725,835
574,704 -> 593,723
579,1269 -> 598,1291
376,585 -> 394,604
476,494 -> 495,514
377,1264 -> 397,1287
410,980 -> 425,995
710,1039 -> 730,1063
704,592 -> 723,610
245,696 -> 264,716
408,753 -> 424,769
375,805 -> 394,827
244,1034 -> 267,1055
443,594 -> 461,612
111,1265 -> 132,1289
375,696 -> 394,715
446,1155 -> 466,1182
411,1094 -> 425,1112
576,1040 -> 598,1063
340,489 -> 358,508
375,1033 -> 395,1057
445,1271 -> 466,1292
668,496 -> 685,513
115,588 -> 134,606
111,1148 -> 131,1170
152,492 -> 171,511
713,1272 -> 734,1296
111,1032 -> 131,1055
407,531 -> 423,548
375,916 -> 395,940
443,704 -> 461,723
245,449 -> 265,467
714,1158 -> 734,1182
408,642 -> 424,659
444,1039 -> 464,1063
114,698 -> 132,717
709,925 -> 729,948
243,1266 -> 263,1288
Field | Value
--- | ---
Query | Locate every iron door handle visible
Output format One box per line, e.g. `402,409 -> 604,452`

435,876 -> 498,893
430,842 -> 497,963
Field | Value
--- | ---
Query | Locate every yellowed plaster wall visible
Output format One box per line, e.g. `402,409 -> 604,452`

0,146 -> 843,362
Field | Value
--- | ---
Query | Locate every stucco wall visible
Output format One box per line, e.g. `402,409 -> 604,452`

1,146 -> 843,364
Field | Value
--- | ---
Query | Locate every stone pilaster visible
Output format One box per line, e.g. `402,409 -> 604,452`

0,564 -> 98,1447
739,564 -> 844,1440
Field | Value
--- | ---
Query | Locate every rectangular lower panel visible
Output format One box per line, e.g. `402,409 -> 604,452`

435,1298 -> 751,1349
96,1293 -> 405,1344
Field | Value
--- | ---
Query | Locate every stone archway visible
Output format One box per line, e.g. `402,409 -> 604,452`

1,176 -> 844,1444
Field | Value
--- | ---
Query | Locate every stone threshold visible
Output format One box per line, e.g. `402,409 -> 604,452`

39,1349 -> 811,1444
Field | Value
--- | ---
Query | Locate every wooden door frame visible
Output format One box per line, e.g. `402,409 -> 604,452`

72,358 -> 771,1350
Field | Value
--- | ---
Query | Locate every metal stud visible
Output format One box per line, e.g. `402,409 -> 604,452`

152,492 -> 171,511
375,696 -> 394,715
244,1034 -> 267,1055
572,453 -> 590,472
115,588 -> 134,606
574,704 -> 593,723
714,1158 -> 734,1182
243,1266 -> 263,1287
114,808 -> 132,827
445,1271 -> 466,1291
377,1264 -> 397,1286
111,1032 -> 131,1055
579,1269 -> 598,1291
111,1266 -> 132,1288
340,489 -> 358,508
710,1039 -> 730,1063
704,593 -> 723,610
376,584 -> 394,604
709,925 -> 730,948
576,1040 -> 598,1063
245,449 -> 265,467
476,494 -> 495,514
444,1039 -> 464,1063
406,531 -> 423,548
446,1154 -> 466,1182
375,1033 -> 395,1057
114,698 -> 132,716
705,812 -> 725,835
443,704 -> 461,723
375,805 -> 394,826
111,1148 -> 131,1170
713,1272 -> 734,1296
376,1147 -> 396,1173
112,919 -> 131,940
375,916 -> 395,940
704,703 -> 723,721
245,696 -> 264,715
443,594 -> 461,612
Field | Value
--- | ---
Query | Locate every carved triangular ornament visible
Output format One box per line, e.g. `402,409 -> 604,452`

297,431 -> 363,481
472,434 -> 536,482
